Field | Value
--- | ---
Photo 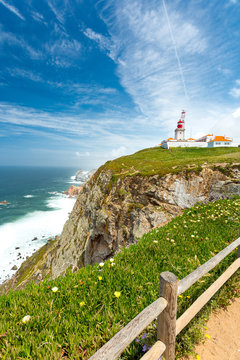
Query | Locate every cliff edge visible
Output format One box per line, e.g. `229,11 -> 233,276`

2,147 -> 240,292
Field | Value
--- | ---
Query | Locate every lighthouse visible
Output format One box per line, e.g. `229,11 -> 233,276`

174,110 -> 186,141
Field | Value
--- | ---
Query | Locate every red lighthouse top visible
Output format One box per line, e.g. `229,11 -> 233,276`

177,119 -> 184,128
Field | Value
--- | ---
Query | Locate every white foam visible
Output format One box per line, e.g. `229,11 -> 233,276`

24,195 -> 34,198
0,195 -> 76,283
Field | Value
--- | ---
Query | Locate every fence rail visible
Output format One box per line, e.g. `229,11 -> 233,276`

89,228 -> 240,360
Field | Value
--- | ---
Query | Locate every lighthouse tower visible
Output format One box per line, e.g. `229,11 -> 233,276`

174,110 -> 186,141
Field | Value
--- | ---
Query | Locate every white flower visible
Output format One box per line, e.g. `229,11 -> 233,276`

110,258 -> 114,263
111,263 -> 115,266
153,240 -> 158,243
52,286 -> 58,292
99,262 -> 104,267
22,315 -> 31,323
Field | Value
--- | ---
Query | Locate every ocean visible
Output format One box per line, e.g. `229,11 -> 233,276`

0,166 -> 87,284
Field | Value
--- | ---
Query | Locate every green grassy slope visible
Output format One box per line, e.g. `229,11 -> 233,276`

96,147 -> 240,178
0,198 -> 240,359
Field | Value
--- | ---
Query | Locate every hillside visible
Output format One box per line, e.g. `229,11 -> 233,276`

2,146 -> 240,292
0,198 -> 240,359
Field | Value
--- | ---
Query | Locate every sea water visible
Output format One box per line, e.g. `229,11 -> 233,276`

0,166 -> 87,283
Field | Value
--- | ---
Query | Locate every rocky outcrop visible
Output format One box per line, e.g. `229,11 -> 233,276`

63,185 -> 82,197
3,163 -> 240,291
74,169 -> 96,182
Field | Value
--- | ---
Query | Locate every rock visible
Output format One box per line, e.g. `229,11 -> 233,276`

74,169 -> 96,182
32,237 -> 37,241
63,185 -> 83,197
15,247 -> 20,250
11,265 -> 17,271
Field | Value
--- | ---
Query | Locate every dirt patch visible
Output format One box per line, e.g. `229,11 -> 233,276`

185,297 -> 240,360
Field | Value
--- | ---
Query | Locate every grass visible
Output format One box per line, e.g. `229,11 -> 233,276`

95,147 -> 240,179
0,197 -> 240,359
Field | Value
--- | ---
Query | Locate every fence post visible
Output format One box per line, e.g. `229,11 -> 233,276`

237,227 -> 240,258
157,271 -> 178,360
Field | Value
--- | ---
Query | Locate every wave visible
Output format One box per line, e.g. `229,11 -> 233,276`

23,195 -> 35,198
0,195 -> 76,284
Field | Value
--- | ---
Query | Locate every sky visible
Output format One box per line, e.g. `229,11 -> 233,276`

0,0 -> 240,168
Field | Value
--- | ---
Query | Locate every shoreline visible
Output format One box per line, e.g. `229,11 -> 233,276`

0,193 -> 76,285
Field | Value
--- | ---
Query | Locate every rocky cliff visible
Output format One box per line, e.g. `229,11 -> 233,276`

47,164 -> 240,279
2,149 -> 240,292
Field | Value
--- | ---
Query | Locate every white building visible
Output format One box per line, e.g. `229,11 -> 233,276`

161,111 -> 239,149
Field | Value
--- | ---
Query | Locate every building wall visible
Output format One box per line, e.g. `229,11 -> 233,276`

208,141 -> 234,147
161,142 -> 208,149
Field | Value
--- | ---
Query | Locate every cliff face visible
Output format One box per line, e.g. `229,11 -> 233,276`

46,164 -> 240,279
2,162 -> 239,292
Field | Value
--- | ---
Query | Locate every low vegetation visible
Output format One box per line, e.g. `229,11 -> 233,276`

0,197 -> 240,359
96,146 -> 240,179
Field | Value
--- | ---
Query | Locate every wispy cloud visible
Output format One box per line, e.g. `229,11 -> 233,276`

0,0 -> 25,20
47,0 -> 66,24
86,0 -> 208,129
229,79 -> 240,98
0,26 -> 42,59
46,38 -> 81,67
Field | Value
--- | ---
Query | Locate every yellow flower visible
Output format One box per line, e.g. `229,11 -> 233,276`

99,262 -> 104,267
22,315 -> 31,323
196,355 -> 200,360
80,301 -> 85,307
178,295 -> 183,298
186,295 -> 190,298
114,291 -> 121,298
205,334 -> 211,339
98,276 -> 103,281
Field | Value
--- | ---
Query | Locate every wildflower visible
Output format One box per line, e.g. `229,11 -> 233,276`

141,333 -> 147,339
196,355 -> 201,360
186,295 -> 190,299
205,334 -> 211,339
22,315 -> 31,323
98,276 -> 103,281
111,263 -> 115,266
178,295 -> 183,298
136,338 -> 140,343
114,291 -> 121,298
153,240 -> 158,243
52,287 -> 58,292
110,258 -> 114,263
142,344 -> 148,353
99,262 -> 104,267
80,301 -> 85,307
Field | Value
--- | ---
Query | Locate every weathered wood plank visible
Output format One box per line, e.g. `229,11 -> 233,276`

178,236 -> 240,295
176,257 -> 240,335
237,227 -> 240,258
157,271 -> 178,360
89,297 -> 167,360
140,340 -> 166,360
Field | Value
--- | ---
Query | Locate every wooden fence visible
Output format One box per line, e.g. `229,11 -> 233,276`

89,229 -> 240,360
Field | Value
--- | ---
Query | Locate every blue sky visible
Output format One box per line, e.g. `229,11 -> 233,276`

0,0 -> 240,168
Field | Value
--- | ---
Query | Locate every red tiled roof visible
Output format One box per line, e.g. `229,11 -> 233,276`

209,136 -> 232,143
